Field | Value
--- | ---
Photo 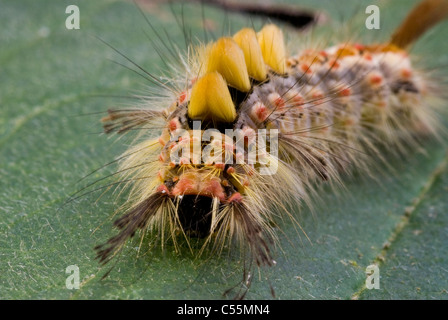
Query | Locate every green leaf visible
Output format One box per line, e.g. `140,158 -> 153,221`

1,0 -> 447,299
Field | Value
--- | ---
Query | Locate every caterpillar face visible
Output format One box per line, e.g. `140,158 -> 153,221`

95,1 -> 445,298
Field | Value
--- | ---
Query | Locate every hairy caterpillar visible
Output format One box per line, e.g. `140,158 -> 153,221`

86,0 -> 448,298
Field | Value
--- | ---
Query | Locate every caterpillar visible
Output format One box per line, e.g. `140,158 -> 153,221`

90,0 -> 448,298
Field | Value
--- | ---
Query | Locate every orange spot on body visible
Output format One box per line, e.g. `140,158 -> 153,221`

369,73 -> 383,86
268,92 -> 285,110
354,43 -> 364,51
178,91 -> 187,103
274,97 -> 285,109
401,68 -> 412,79
363,52 -> 373,61
292,94 -> 305,107
300,63 -> 312,74
328,59 -> 340,69
339,87 -> 351,97
227,192 -> 243,203
168,118 -> 181,132
253,102 -> 269,121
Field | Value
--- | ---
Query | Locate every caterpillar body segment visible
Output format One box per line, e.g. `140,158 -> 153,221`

96,0 -> 446,296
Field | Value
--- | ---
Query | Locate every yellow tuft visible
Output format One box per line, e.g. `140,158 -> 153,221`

233,28 -> 267,82
257,24 -> 286,74
188,72 -> 237,123
205,37 -> 251,92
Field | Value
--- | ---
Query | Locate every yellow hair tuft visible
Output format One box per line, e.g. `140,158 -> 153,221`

257,24 -> 286,74
205,37 -> 251,92
233,28 -> 267,82
188,72 -> 237,123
